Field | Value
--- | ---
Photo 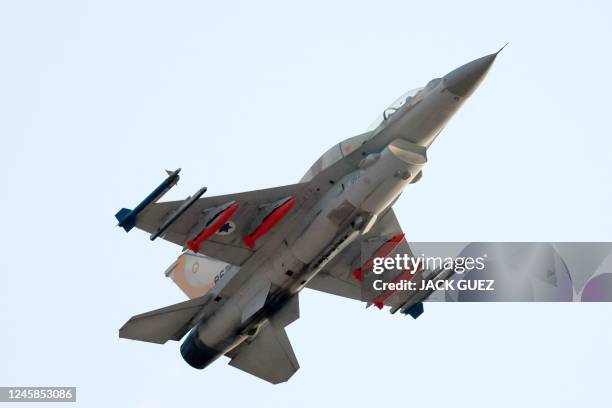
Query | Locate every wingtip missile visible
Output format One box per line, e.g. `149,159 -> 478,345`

389,267 -> 456,316
115,207 -> 137,232
115,168 -> 181,233
401,301 -> 424,319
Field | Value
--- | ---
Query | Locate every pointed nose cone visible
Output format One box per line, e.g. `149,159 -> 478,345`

443,51 -> 499,98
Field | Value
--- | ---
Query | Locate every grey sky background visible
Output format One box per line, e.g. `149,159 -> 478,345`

1,1 -> 611,407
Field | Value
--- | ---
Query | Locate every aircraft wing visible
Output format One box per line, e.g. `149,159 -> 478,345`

306,208 -> 415,307
134,183 -> 311,266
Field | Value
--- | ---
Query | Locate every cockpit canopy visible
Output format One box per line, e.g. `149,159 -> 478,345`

365,87 -> 424,131
301,80 -> 440,182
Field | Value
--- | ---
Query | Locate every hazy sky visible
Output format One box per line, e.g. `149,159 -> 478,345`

1,1 -> 611,407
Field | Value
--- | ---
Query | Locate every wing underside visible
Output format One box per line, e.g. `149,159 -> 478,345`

307,208 -> 423,310
134,183 -> 310,265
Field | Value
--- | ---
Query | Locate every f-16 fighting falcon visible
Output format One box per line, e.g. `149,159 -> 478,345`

116,49 -> 502,383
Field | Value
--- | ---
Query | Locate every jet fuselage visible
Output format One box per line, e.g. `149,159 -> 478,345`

181,52 -> 499,370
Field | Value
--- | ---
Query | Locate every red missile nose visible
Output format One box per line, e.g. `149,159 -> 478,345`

352,268 -> 364,283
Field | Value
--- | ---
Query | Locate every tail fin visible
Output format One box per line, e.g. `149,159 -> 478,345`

115,208 -> 136,232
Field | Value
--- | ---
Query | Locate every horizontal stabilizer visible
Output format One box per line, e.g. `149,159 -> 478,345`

228,322 -> 299,384
119,295 -> 210,344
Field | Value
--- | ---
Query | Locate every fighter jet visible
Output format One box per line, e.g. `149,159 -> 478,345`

116,50 -> 501,383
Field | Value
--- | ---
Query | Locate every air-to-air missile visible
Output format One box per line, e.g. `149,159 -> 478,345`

115,168 -> 181,232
